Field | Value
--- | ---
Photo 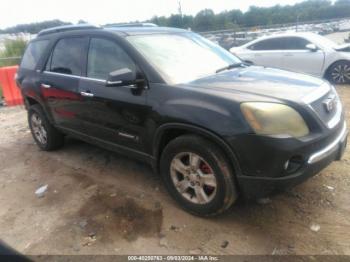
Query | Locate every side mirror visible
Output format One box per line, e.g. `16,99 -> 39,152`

106,68 -> 136,87
306,43 -> 318,52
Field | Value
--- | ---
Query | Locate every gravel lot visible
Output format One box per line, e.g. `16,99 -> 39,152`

0,86 -> 350,256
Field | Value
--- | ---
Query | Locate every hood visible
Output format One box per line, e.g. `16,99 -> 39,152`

334,43 -> 350,52
183,66 -> 328,103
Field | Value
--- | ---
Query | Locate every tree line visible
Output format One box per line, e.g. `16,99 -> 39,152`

0,0 -> 350,34
149,0 -> 350,31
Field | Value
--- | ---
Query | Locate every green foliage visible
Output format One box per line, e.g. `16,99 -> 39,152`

0,38 -> 28,67
1,0 -> 350,36
2,19 -> 71,34
147,0 -> 350,31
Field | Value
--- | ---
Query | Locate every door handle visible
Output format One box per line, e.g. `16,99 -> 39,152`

41,83 -> 51,89
80,91 -> 94,97
284,53 -> 293,56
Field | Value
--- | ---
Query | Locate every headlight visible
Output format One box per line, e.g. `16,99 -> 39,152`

240,102 -> 309,138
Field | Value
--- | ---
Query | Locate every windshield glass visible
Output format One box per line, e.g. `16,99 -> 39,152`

127,32 -> 241,84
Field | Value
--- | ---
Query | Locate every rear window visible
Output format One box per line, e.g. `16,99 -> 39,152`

20,40 -> 49,70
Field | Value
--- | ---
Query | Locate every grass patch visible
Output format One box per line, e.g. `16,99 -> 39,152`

0,38 -> 27,67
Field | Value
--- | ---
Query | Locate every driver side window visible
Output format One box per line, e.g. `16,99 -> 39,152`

87,38 -> 136,80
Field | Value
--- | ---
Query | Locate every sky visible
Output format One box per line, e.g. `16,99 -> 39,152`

1,0 -> 308,29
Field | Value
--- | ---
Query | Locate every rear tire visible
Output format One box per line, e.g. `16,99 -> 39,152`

160,135 -> 238,216
326,61 -> 350,85
28,104 -> 64,151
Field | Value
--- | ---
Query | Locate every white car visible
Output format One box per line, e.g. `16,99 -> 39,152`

230,32 -> 350,84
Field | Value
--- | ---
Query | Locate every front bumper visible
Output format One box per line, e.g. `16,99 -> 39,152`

235,122 -> 348,199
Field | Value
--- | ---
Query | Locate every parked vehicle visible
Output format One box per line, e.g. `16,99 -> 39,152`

230,32 -> 350,84
17,25 -> 347,216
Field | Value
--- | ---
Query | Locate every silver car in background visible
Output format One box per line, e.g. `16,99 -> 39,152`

230,32 -> 350,84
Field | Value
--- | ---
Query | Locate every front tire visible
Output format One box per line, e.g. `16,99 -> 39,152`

160,135 -> 238,216
326,61 -> 350,84
28,104 -> 64,151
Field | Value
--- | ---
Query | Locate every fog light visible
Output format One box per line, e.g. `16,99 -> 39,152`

284,156 -> 303,174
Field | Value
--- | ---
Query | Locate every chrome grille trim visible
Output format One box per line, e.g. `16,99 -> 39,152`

306,84 -> 342,129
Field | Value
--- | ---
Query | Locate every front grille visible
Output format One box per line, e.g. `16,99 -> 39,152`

309,88 -> 342,129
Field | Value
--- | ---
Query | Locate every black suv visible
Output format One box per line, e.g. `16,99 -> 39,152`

17,25 -> 347,216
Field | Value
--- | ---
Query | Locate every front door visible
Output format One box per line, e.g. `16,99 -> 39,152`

279,37 -> 325,76
78,37 -> 149,153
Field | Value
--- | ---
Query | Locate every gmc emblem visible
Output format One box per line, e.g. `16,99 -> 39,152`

323,96 -> 336,113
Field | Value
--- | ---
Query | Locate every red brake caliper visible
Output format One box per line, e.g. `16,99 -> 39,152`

200,162 -> 215,194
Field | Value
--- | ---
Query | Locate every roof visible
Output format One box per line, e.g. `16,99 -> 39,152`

37,24 -> 100,36
269,32 -> 319,38
254,32 -> 319,41
240,31 -> 321,47
104,26 -> 189,36
104,22 -> 158,28
37,24 -> 189,38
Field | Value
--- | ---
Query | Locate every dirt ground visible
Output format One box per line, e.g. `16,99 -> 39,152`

0,86 -> 349,256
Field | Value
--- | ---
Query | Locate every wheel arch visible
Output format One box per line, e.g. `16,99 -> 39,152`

24,96 -> 40,108
323,59 -> 350,79
153,123 -> 242,177
24,95 -> 55,124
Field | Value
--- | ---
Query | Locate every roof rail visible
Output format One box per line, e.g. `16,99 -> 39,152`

37,24 -> 100,36
104,22 -> 158,28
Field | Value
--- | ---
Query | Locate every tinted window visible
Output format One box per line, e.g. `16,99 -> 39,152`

87,38 -> 136,80
249,38 -> 286,50
20,40 -> 49,70
284,37 -> 310,50
50,38 -> 85,75
249,37 -> 311,50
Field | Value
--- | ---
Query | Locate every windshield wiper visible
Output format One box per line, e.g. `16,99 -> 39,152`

215,62 -> 246,74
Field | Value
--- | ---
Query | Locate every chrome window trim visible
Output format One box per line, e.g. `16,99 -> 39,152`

308,122 -> 347,164
43,71 -> 106,83
43,70 -> 80,79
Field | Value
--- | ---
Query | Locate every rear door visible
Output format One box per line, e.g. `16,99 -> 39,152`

77,37 -> 148,153
41,37 -> 88,132
279,37 -> 325,76
242,38 -> 286,68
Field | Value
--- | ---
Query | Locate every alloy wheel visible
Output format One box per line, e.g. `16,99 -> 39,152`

331,64 -> 350,84
31,113 -> 47,145
170,152 -> 217,205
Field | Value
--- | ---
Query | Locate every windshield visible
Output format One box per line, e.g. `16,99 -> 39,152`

127,32 -> 241,84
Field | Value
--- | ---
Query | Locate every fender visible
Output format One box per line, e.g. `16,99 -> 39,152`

23,93 -> 56,125
152,122 -> 242,177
